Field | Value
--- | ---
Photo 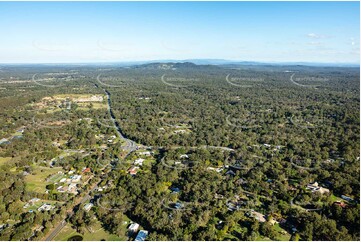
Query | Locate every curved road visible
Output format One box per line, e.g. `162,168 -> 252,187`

44,86 -> 138,241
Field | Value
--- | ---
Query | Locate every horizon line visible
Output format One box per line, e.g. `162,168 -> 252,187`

0,59 -> 359,67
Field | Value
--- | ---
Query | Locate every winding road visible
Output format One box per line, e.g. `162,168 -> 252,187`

44,86 -> 138,240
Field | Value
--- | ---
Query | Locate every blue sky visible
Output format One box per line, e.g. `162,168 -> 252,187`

0,1 -> 359,63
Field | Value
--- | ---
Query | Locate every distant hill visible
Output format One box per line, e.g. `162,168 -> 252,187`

131,62 -> 223,70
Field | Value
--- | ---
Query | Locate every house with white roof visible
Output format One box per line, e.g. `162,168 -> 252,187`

134,158 -> 145,166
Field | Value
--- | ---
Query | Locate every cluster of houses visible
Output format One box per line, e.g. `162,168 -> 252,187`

0,127 -> 25,146
127,223 -> 148,241
55,169 -> 90,194
128,154 -> 151,175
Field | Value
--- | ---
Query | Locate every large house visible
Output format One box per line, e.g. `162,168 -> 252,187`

134,158 -> 145,166
306,182 -> 330,194
38,204 -> 54,212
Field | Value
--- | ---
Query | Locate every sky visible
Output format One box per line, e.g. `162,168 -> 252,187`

0,1 -> 359,64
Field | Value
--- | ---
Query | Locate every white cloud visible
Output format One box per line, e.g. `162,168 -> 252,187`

307,41 -> 323,46
307,33 -> 329,39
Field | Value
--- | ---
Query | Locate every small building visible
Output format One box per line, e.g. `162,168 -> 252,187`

134,158 -> 145,166
59,178 -> 67,183
0,138 -> 10,145
68,183 -> 77,193
135,230 -> 148,241
225,170 -> 236,176
82,167 -> 91,173
56,186 -> 65,192
207,167 -> 223,173
139,151 -> 151,156
83,203 -> 93,212
128,223 -> 140,233
333,201 -> 347,208
71,175 -> 82,182
174,202 -> 183,209
250,211 -> 266,222
341,195 -> 353,202
214,193 -> 224,199
128,166 -> 140,175
170,187 -> 180,193
174,129 -> 186,134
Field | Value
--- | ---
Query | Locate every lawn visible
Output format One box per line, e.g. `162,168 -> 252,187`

54,219 -> 126,241
0,157 -> 12,166
273,223 -> 291,241
77,102 -> 107,110
25,166 -> 64,193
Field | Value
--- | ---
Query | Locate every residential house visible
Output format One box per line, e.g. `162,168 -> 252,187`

225,170 -> 236,176
134,158 -> 145,166
56,186 -> 65,192
83,203 -> 93,212
128,166 -> 140,175
341,195 -> 353,202
135,230 -> 148,241
174,129 -> 186,134
71,175 -> 82,182
29,198 -> 40,204
0,138 -> 10,145
128,223 -> 140,233
214,193 -> 224,199
333,201 -> 347,208
68,183 -> 77,193
306,182 -> 330,194
38,204 -> 54,212
207,167 -> 223,173
170,187 -> 180,193
174,202 -> 183,209
82,167 -> 91,173
139,151 -> 151,156
250,211 -> 266,222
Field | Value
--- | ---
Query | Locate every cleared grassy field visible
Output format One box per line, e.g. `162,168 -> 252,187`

53,220 -> 126,241
0,156 -> 12,166
77,102 -> 107,110
273,223 -> 291,241
25,166 -> 64,193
